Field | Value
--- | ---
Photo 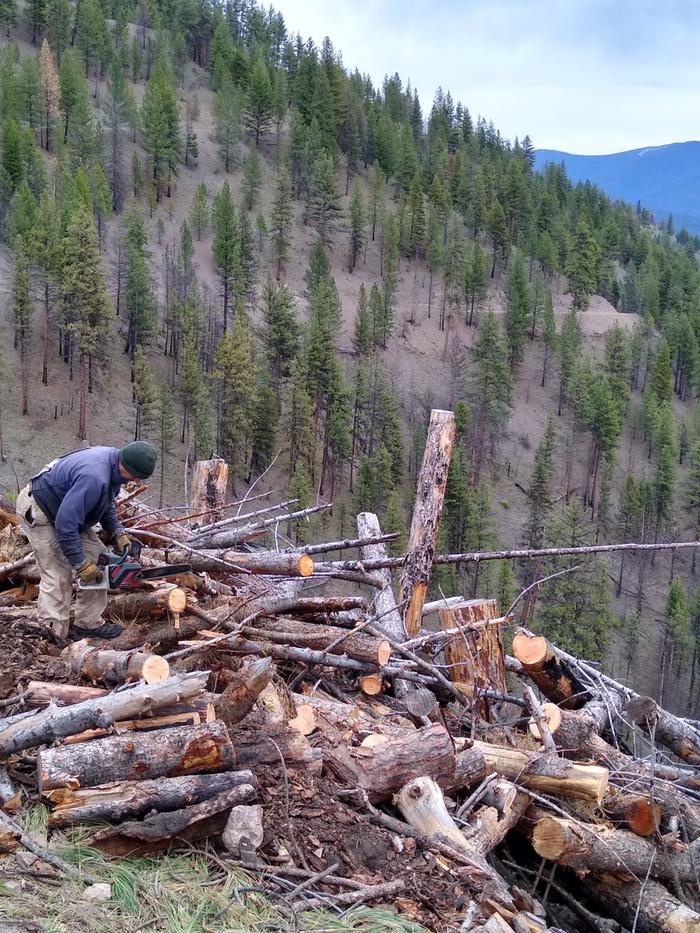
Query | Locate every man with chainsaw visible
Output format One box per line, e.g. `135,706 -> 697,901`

16,442 -> 157,640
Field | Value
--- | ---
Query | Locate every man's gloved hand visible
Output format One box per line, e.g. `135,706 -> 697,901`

112,532 -> 131,556
76,558 -> 102,585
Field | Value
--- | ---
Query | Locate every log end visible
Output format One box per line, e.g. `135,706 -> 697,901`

530,815 -> 569,860
527,702 -> 562,742
512,631 -> 548,668
359,674 -> 383,696
141,655 -> 171,684
377,639 -> 391,667
168,588 -> 187,613
297,554 -> 314,577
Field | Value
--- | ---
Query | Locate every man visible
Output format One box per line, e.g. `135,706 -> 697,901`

16,442 -> 157,640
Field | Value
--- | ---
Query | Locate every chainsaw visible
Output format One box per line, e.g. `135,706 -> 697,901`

77,550 -> 192,590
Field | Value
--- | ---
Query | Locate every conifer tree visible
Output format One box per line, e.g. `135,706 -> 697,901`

603,322 -> 631,416
566,215 -> 599,311
242,144 -> 262,211
353,284 -> 372,355
214,307 -> 257,486
616,473 -> 642,594
1,117 -> 23,193
262,277 -> 299,401
45,0 -> 69,62
353,455 -> 376,514
32,189 -> 61,386
6,182 -> 37,241
653,441 -> 675,543
270,166 -> 292,280
368,282 -> 385,349
687,441 -> 700,572
141,56 -> 180,201
368,161 -> 384,242
212,180 -> 238,332
244,56 -> 274,147
133,343 -> 157,439
486,198 -> 508,277
104,58 -> 127,209
348,177 -> 366,272
540,287 -> 556,386
0,0 -> 14,36
648,338 -> 673,405
406,171 -> 425,257
123,205 -> 155,358
463,312 -> 513,481
380,211 -> 399,346
189,180 -> 208,240
27,0 -> 46,44
665,579 -> 690,679
504,250 -> 530,369
250,372 -> 277,478
284,359 -> 316,478
131,152 -> 142,198
156,381 -> 176,508
464,242 -> 487,327
11,235 -> 32,417
308,152 -> 341,246
288,460 -> 313,543
61,206 -> 111,439
557,308 -> 582,415
38,38 -> 58,151
522,416 -> 556,550
18,56 -> 40,135
383,489 -> 405,556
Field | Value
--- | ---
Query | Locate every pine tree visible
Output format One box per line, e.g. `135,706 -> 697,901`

666,579 -> 690,677
649,339 -> 673,405
464,242 -> 487,327
133,343 -> 157,439
61,206 -> 111,439
616,473 -> 642,594
603,322 -> 631,417
212,180 -> 238,332
156,381 -> 176,508
380,211 -> 399,346
45,0 -> 70,62
406,171 -> 425,257
32,189 -> 61,386
687,441 -> 700,572
243,56 -> 274,147
486,198 -> 509,277
426,232 -> 441,320
541,288 -> 556,386
214,307 -> 257,487
557,309 -> 582,415
104,58 -> 127,209
383,489 -> 405,556
1,116 -> 23,193
38,38 -> 58,151
284,359 -> 316,478
348,177 -> 366,272
11,235 -> 32,417
368,161 -> 384,242
522,416 -> 556,550
288,460 -> 313,543
0,0 -> 14,36
308,152 -> 341,246
270,166 -> 292,280
353,455 -> 376,514
123,205 -> 155,358
653,441 -> 675,543
262,277 -> 299,400
242,144 -> 262,211
504,250 -> 530,369
353,284 -> 372,355
189,180 -> 208,240
141,56 -> 180,201
250,372 -> 277,478
463,312 -> 513,482
566,215 -> 600,311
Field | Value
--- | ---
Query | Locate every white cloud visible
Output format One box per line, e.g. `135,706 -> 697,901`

273,0 -> 700,153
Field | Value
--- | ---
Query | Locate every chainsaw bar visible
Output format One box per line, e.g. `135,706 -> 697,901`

138,563 -> 192,582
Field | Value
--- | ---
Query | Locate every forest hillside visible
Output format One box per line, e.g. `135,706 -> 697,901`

1,0 -> 700,714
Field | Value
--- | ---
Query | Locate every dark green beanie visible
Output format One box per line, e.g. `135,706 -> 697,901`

119,441 -> 157,479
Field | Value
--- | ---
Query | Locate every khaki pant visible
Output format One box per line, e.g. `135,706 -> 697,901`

16,486 -> 108,638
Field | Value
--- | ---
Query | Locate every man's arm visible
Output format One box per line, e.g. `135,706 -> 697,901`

54,478 -> 101,567
100,499 -> 123,539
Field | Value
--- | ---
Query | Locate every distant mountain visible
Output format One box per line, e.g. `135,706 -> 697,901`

534,141 -> 700,234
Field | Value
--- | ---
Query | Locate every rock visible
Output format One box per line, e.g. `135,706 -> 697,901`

221,804 -> 264,857
81,882 -> 111,902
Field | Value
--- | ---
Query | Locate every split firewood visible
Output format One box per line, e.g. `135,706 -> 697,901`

325,723 -> 455,802
0,671 -> 209,757
86,784 -> 257,857
214,657 -> 274,726
439,598 -> 506,718
248,617 -> 392,666
62,640 -> 170,686
590,877 -> 700,933
511,630 -> 589,709
46,771 -> 254,826
525,805 -> 700,882
190,458 -> 228,527
399,409 -> 455,637
104,586 -> 187,624
37,720 -> 235,792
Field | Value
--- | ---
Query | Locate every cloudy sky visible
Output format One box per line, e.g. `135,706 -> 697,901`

273,0 -> 700,155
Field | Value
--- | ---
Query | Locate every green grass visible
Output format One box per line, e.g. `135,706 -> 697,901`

0,829 -> 428,933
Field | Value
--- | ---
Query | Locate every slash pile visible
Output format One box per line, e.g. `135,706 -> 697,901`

0,438 -> 699,932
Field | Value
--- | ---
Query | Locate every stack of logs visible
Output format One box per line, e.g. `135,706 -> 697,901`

0,420 -> 698,932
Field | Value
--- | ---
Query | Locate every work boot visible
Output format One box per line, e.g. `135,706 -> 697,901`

72,622 -> 123,640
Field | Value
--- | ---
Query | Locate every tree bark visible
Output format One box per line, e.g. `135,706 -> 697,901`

168,548 -> 314,577
61,641 -> 170,686
248,617 -> 392,666
0,672 -> 209,757
190,459 -> 228,527
25,681 -> 108,708
38,720 -> 234,792
511,629 -> 589,709
439,599 -> 505,719
214,657 -> 274,727
626,695 -> 700,767
46,771 -> 255,826
325,723 -> 455,803
399,409 -> 455,637
104,587 -> 187,623
591,878 -> 700,933
603,794 -> 662,837
526,806 -> 700,883
85,785 -> 257,857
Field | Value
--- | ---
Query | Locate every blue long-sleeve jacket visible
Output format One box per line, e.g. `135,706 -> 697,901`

30,447 -> 125,567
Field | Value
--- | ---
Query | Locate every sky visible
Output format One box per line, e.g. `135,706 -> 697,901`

272,0 -> 700,155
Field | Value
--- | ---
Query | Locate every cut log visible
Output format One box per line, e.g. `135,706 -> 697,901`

46,771 -> 254,826
526,806 -> 700,882
591,877 -> 700,933
169,548 -> 314,577
86,784 -> 256,857
249,617 -> 392,666
511,629 -> 589,709
293,691 -> 415,740
438,599 -> 505,719
0,671 -> 209,757
214,657 -> 274,727
104,587 -> 187,623
190,458 -> 228,527
359,674 -> 383,695
24,681 -> 109,709
399,409 -> 455,637
603,794 -> 661,837
394,776 -> 471,851
291,596 -> 368,614
325,723 -> 455,803
450,740 -> 609,803
227,724 -> 323,771
626,695 -> 700,767
62,641 -> 170,686
527,702 -> 562,743
38,721 -> 235,792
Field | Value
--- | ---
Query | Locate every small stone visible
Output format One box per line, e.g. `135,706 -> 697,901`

81,882 -> 111,902
222,804 -> 264,856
